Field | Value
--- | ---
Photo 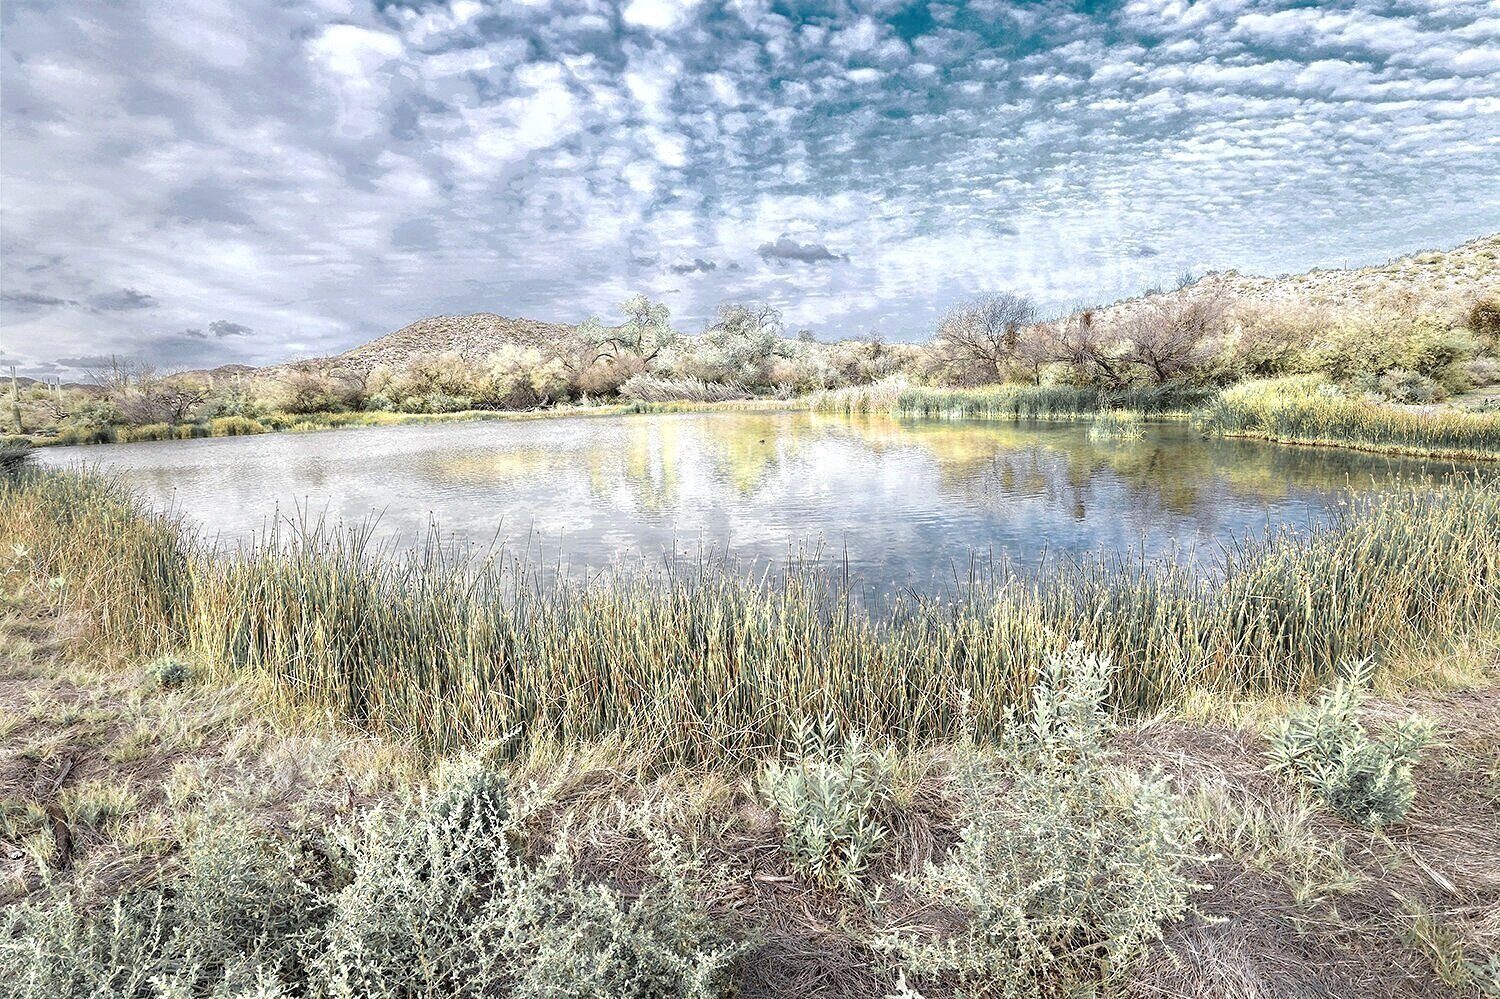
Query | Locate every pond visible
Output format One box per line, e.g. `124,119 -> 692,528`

35,410 -> 1489,601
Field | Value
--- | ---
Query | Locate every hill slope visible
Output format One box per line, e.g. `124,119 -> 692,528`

1091,233 -> 1499,328
332,313 -> 576,372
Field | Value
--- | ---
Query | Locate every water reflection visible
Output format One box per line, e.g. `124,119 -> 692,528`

37,411 -> 1491,600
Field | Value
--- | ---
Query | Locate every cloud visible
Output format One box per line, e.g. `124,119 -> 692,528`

87,288 -> 158,311
757,236 -> 849,264
55,354 -> 118,369
2,291 -> 78,311
0,0 -> 1496,375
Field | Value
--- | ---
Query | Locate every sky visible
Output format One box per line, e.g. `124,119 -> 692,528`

1,0 -> 1498,376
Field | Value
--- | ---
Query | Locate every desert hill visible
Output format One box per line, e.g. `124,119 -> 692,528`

329,313 -> 576,373
1088,232 -> 1499,328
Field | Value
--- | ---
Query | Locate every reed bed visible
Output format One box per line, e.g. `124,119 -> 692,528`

813,382 -> 1212,422
1088,409 -> 1145,441
4,468 -> 1498,762
1195,378 -> 1500,460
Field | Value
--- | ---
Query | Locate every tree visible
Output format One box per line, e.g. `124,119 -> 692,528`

578,294 -> 678,365
86,357 -> 209,425
1118,292 -> 1226,384
1041,310 -> 1129,388
931,292 -> 1039,385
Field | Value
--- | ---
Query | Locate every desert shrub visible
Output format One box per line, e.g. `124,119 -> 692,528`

619,375 -> 753,403
882,645 -> 1205,996
1359,368 -> 1442,404
0,436 -> 35,477
1463,357 -> 1500,388
1,755 -> 741,999
759,716 -> 895,890
1087,409 -> 1144,441
0,809 -> 325,999
575,354 -> 645,397
209,415 -> 267,437
469,346 -> 571,409
318,753 -> 739,998
1265,659 -> 1435,828
146,655 -> 193,690
1467,296 -> 1500,350
1312,314 -> 1478,392
270,364 -> 365,414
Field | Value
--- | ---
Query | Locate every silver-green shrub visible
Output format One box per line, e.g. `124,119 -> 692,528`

1,808 -> 323,998
1265,659 -> 1435,828
882,645 -> 1205,998
1,755 -> 742,999
758,716 -> 895,890
146,655 -> 194,690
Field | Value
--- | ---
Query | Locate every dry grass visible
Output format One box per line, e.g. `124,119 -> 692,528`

4,582 -> 1496,997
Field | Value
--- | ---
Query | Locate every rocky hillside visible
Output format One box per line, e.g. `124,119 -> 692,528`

1091,232 -> 1499,328
331,313 -> 575,372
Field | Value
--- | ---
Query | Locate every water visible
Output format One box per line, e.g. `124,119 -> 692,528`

35,411 -> 1489,600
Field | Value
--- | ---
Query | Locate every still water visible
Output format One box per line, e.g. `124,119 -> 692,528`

36,411 -> 1488,599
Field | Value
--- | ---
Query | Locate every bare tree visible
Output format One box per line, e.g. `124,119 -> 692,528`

86,356 -> 209,424
1118,292 -> 1226,384
932,292 -> 1039,384
1041,310 -> 1129,388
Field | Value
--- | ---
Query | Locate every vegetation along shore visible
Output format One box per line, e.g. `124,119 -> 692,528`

3,449 -> 1500,996
8,237 -> 1500,461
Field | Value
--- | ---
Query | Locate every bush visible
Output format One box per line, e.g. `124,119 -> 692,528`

1467,296 -> 1500,350
209,416 -> 268,437
1,808 -> 325,998
317,753 -> 740,998
1366,368 -> 1442,404
146,655 -> 193,690
0,436 -> 35,477
882,645 -> 1205,995
1265,659 -> 1435,828
758,716 -> 895,890
1,754 -> 742,999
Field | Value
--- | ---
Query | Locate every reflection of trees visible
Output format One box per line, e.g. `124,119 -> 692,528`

823,413 -> 1484,524
434,411 -> 1490,539
585,419 -> 683,513
696,413 -> 808,495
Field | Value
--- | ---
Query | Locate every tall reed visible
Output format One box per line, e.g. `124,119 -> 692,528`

5,469 -> 1498,761
1195,378 -> 1500,460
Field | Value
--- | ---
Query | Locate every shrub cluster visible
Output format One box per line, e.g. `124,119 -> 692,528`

0,754 -> 742,999
758,717 -> 896,890
1265,660 -> 1435,828
881,645 -> 1206,996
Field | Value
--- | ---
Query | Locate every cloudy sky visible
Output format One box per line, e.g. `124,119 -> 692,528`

2,0 -> 1498,375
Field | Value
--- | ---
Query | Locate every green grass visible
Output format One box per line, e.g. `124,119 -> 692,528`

1195,377 -> 1500,460
5,468 -> 1499,762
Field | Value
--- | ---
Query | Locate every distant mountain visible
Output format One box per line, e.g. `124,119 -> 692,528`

328,313 -> 576,373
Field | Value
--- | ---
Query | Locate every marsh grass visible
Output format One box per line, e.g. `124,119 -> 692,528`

1195,377 -> 1500,460
4,468 -> 1500,761
884,383 -> 1210,422
1088,409 -> 1145,441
